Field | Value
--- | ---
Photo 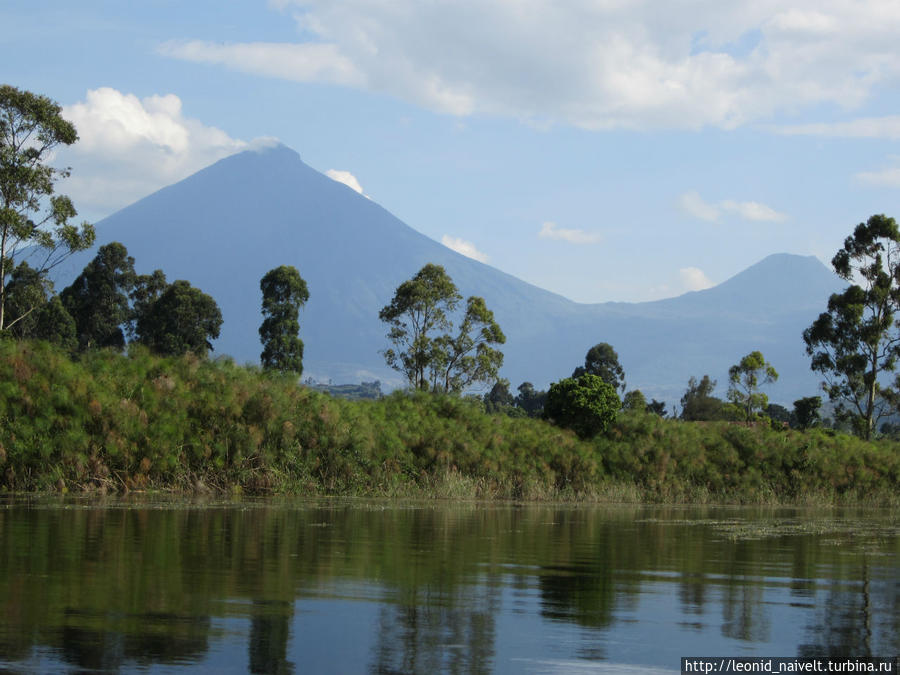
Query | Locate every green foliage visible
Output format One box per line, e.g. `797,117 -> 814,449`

0,85 -> 95,333
803,214 -> 900,439
259,265 -> 309,375
544,374 -> 620,438
680,375 -> 724,421
135,280 -> 223,357
647,399 -> 666,417
515,381 -> 546,418
727,350 -> 778,421
484,378 -> 519,415
622,389 -> 647,412
4,261 -> 75,348
793,396 -> 822,430
60,242 -> 137,351
572,342 -> 625,392
2,340 -> 900,504
379,264 -> 504,392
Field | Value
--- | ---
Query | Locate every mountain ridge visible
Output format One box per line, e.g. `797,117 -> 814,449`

56,144 -> 843,404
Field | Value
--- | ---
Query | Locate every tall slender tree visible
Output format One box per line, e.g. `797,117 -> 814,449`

0,85 -> 95,333
803,214 -> 900,439
60,242 -> 136,351
259,265 -> 309,375
727,350 -> 778,421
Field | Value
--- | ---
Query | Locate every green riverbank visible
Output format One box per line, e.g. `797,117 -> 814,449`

2,339 -> 899,504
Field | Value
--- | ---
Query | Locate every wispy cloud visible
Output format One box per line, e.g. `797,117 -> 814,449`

775,116 -> 900,140
161,2 -> 900,131
158,40 -> 364,87
538,221 -> 602,245
441,235 -> 489,262
679,191 -> 787,223
326,169 -> 365,195
720,200 -> 788,222
679,191 -> 720,223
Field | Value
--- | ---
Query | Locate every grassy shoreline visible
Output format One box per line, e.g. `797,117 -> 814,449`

2,339 -> 899,505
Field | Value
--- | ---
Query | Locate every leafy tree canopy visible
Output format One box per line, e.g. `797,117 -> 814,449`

803,214 -> 900,439
259,265 -> 309,375
60,242 -> 136,351
0,85 -> 95,333
544,374 -> 620,438
793,396 -> 822,430
379,264 -> 504,392
3,260 -> 75,348
680,375 -> 724,421
572,342 -> 625,392
515,382 -> 547,418
135,280 -> 222,357
622,389 -> 647,412
727,350 -> 778,421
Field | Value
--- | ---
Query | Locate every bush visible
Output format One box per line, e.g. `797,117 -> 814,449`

544,374 -> 620,438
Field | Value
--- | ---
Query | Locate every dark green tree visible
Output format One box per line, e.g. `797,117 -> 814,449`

803,214 -> 900,439
135,280 -> 223,356
0,85 -> 95,333
379,264 -> 504,392
60,242 -> 137,351
483,378 -> 515,414
727,350 -> 778,421
680,375 -> 724,421
793,396 -> 822,430
3,261 -> 75,348
544,374 -> 620,438
622,389 -> 647,412
259,265 -> 309,375
572,342 -> 625,392
647,399 -> 667,417
515,382 -> 547,418
128,269 -> 168,339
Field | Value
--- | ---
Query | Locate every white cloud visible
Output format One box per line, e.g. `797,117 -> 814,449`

775,116 -> 900,139
857,166 -> 900,187
538,221 -> 602,245
679,267 -> 715,291
441,235 -> 489,263
325,169 -> 365,195
158,41 -> 364,87
679,191 -> 787,223
161,1 -> 900,130
678,191 -> 720,222
58,87 -> 274,217
720,200 -> 788,222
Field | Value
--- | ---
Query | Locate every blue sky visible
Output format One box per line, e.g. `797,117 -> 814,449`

5,0 -> 900,302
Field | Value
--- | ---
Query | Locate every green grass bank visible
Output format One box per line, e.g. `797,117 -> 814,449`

2,340 -> 899,504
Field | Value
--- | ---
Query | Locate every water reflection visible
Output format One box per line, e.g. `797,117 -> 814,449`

0,499 -> 897,672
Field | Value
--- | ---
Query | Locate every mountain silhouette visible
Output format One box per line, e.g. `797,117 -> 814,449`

57,144 -> 843,405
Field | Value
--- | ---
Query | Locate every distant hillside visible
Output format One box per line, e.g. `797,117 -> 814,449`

56,145 -> 843,405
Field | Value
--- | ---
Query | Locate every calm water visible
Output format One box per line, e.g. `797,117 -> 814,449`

0,497 -> 898,673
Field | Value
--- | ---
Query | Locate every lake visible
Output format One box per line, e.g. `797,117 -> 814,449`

0,497 -> 897,673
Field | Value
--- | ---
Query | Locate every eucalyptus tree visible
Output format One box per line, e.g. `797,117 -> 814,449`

803,214 -> 900,439
0,85 -> 95,333
727,350 -> 778,421
259,265 -> 309,375
379,263 -> 505,392
60,242 -> 136,351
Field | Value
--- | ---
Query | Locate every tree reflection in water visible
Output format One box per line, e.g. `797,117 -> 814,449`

0,499 -> 898,671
